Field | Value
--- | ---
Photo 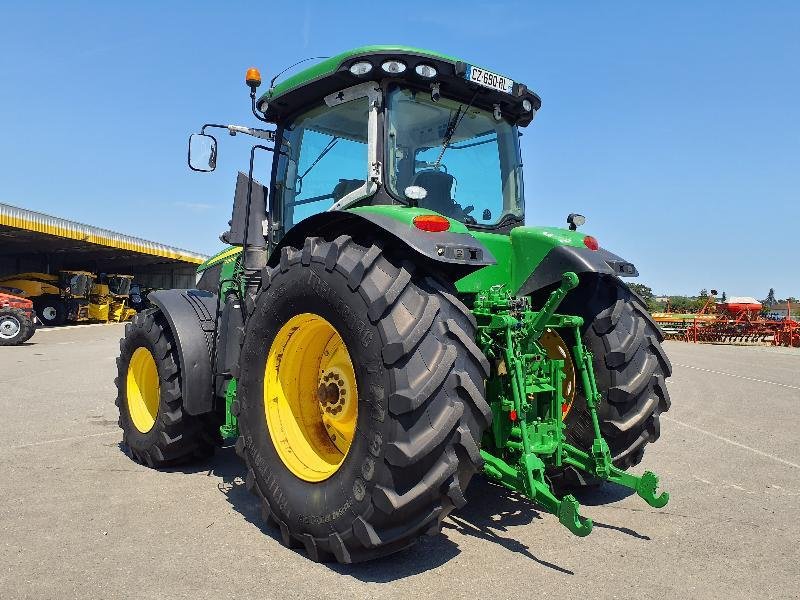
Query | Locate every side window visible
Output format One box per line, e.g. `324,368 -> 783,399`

279,96 -> 369,230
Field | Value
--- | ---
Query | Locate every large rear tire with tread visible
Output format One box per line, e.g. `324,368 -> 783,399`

235,235 -> 490,563
115,309 -> 221,467
558,275 -> 672,485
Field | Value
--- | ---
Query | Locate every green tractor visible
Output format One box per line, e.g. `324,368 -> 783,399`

116,46 -> 671,562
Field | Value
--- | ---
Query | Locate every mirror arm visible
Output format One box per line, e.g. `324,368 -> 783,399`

201,123 -> 275,141
200,123 -> 229,135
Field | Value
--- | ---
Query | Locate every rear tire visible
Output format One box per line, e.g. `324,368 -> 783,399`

115,309 -> 221,467
558,275 -> 672,485
0,308 -> 32,346
235,235 -> 490,563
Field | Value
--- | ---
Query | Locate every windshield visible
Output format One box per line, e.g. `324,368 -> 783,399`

108,276 -> 132,296
60,273 -> 92,297
385,86 -> 524,226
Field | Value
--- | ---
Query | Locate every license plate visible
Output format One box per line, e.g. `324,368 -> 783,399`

465,65 -> 514,94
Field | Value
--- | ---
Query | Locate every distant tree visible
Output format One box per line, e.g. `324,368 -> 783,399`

764,288 -> 777,306
628,283 -> 654,303
721,291 -> 727,302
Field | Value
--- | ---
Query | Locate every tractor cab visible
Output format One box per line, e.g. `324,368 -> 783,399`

59,270 -> 94,298
105,274 -> 134,298
189,47 -> 540,244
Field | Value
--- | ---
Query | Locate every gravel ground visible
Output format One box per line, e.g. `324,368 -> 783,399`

1,325 -> 798,599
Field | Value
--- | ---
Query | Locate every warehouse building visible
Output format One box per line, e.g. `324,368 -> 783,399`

0,202 -> 208,289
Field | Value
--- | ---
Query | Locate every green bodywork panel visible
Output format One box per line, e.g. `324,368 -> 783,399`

198,206 -> 590,302
263,45 -> 460,104
336,206 -> 592,294
458,226 -> 587,293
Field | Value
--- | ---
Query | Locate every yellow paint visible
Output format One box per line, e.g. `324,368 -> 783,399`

0,271 -> 96,299
540,329 -> 577,418
264,313 -> 358,482
0,275 -> 60,297
126,347 -> 161,433
88,301 -> 110,321
0,211 -> 205,264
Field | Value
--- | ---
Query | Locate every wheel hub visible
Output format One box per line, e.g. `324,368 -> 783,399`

126,347 -> 160,433
540,329 -> 577,417
265,313 -> 358,482
0,316 -> 21,339
42,306 -> 57,321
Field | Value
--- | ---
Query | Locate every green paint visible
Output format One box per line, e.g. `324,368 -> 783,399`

197,246 -> 242,272
264,45 -> 460,103
456,225 -> 587,294
473,273 -> 669,535
455,232 -> 513,293
220,379 -> 239,439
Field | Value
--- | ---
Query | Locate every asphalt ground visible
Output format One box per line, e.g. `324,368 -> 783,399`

1,324 -> 798,599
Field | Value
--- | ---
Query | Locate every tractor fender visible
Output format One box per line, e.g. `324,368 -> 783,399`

517,245 -> 639,296
147,289 -> 217,416
273,210 -> 496,280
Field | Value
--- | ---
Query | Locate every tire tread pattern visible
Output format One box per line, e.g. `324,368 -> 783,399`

237,235 -> 489,563
115,309 -> 221,467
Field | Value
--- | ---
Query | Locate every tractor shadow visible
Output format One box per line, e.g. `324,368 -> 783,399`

443,477 -> 575,574
170,446 -> 646,581
166,444 -> 282,541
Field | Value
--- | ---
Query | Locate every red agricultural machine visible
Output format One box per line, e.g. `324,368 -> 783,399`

653,293 -> 798,347
0,288 -> 38,345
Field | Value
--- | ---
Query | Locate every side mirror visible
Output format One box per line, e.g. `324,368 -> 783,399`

188,133 -> 217,172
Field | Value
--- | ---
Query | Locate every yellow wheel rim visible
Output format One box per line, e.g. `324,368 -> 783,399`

540,329 -> 577,418
126,347 -> 160,433
264,313 -> 358,482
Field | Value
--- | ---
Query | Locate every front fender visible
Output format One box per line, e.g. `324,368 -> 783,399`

147,289 -> 217,416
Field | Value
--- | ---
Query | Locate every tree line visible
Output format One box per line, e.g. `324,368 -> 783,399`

627,284 -> 798,314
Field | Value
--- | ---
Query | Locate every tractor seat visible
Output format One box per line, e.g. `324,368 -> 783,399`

409,170 -> 463,220
332,178 -> 365,202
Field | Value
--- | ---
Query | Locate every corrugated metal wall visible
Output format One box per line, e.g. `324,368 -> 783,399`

0,202 -> 207,290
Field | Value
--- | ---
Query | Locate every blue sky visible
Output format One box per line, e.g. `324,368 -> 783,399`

1,2 -> 797,297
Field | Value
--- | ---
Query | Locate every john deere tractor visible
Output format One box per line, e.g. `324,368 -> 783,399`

116,46 -> 671,563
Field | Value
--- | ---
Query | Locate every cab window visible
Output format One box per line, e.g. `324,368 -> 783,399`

277,96 -> 369,230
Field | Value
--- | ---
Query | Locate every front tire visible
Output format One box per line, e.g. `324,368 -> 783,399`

115,309 -> 221,467
0,308 -> 32,346
235,235 -> 491,563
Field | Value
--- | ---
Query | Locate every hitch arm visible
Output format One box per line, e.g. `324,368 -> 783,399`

526,271 -> 579,340
567,326 -> 670,508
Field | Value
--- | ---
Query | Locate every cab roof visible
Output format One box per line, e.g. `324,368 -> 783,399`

259,45 -> 541,126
